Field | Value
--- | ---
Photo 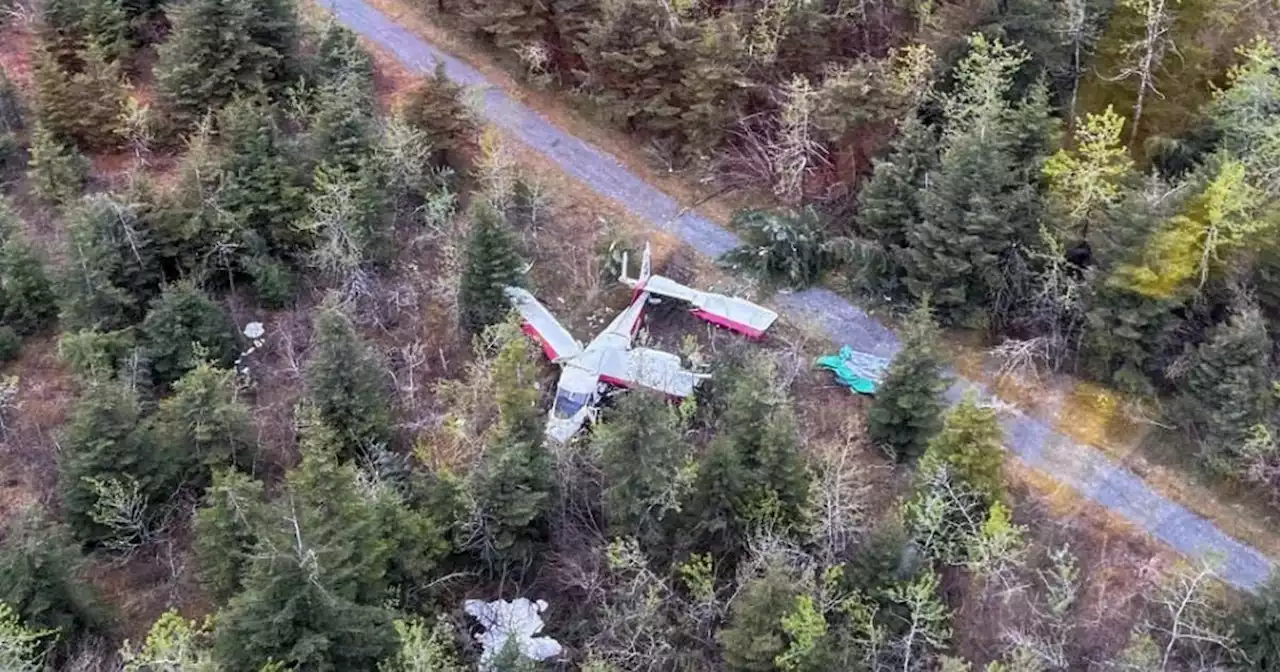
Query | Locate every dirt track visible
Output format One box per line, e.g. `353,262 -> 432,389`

322,0 -> 1275,590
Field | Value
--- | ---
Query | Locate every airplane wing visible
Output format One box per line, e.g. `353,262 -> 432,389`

597,347 -> 705,398
504,287 -> 583,361
642,276 -> 779,339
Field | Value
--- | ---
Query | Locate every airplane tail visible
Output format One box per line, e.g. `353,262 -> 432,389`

620,242 -> 653,288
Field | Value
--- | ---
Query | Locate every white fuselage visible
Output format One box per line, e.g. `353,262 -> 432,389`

544,289 -> 650,442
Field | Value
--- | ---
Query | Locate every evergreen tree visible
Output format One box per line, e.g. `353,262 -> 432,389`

304,300 -> 393,454
0,70 -> 21,135
717,564 -> 803,672
30,44 -> 79,144
0,72 -> 21,181
0,512 -> 106,647
313,21 -> 374,87
213,549 -> 396,671
1237,573 -> 1280,672
26,123 -> 87,206
214,98 -> 306,258
902,36 -> 1051,326
153,0 -> 270,132
150,361 -> 254,489
68,43 -> 126,150
920,394 -> 1006,503
595,392 -> 688,547
577,0 -> 692,139
470,332 -> 552,568
213,418 -> 398,670
244,0 -> 299,87
676,18 -> 746,159
0,203 -> 58,335
720,207 -> 839,289
58,379 -> 165,545
194,469 -> 266,602
139,281 -> 238,386
32,41 -> 125,151
308,73 -> 379,174
689,356 -> 811,558
458,202 -> 522,333
1177,306 -> 1275,472
867,301 -> 947,463
854,114 -> 939,300
457,0 -> 550,52
397,66 -> 475,169
37,0 -> 129,65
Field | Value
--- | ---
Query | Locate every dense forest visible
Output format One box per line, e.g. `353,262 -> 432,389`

0,0 -> 1279,669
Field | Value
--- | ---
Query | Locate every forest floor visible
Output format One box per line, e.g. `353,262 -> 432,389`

316,0 -> 1277,590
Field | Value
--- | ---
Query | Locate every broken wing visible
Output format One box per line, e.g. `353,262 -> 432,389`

641,276 -> 778,339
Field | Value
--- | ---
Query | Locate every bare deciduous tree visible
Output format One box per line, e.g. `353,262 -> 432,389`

1108,0 -> 1180,150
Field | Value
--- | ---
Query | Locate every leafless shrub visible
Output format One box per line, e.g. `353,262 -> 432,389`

0,374 -> 18,438
990,336 -> 1053,383
807,420 -> 875,565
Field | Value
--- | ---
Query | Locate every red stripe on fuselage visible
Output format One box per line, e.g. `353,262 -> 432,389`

599,374 -> 631,388
690,309 -> 765,340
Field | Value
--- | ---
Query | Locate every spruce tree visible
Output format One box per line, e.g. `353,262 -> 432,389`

1237,573 -> 1280,672
867,301 -> 947,463
577,0 -> 691,139
676,18 -> 746,159
150,361 -> 254,488
900,36 -> 1050,325
244,0 -> 299,87
717,564 -> 803,672
57,196 -> 161,332
719,207 -> 838,289
0,512 -> 106,646
32,41 -> 125,151
0,70 -> 21,135
920,394 -> 1006,503
397,66 -> 475,168
689,356 -> 811,558
458,0 -> 550,52
595,392 -> 687,547
58,379 -> 163,546
26,123 -> 87,206
308,73 -> 379,174
855,115 -> 938,300
214,98 -> 306,257
469,331 -> 552,568
0,203 -> 58,336
37,0 -> 129,65
458,202 -> 522,333
1177,307 -> 1275,472
31,44 -> 79,144
69,43 -> 126,150
139,281 -> 238,386
153,0 -> 268,132
194,469 -> 266,602
212,418 -> 398,670
313,22 -> 374,87
304,300 -> 393,454
0,71 -> 21,180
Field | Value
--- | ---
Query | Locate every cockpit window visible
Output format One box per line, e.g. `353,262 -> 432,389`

553,390 -> 591,419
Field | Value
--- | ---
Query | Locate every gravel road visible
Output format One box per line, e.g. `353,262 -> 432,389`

324,0 -> 1275,591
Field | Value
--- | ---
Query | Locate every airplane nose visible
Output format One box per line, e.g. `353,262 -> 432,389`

545,418 -> 578,444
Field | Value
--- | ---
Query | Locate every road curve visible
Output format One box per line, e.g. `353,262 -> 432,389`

323,0 -> 1275,591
